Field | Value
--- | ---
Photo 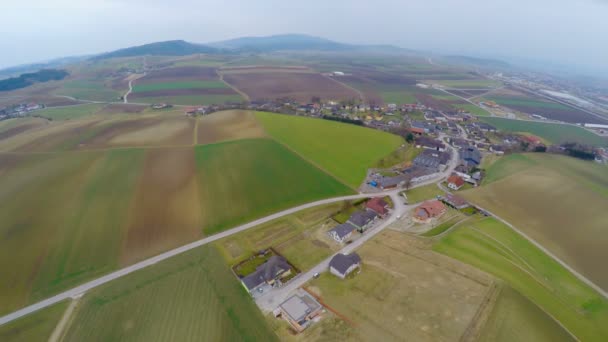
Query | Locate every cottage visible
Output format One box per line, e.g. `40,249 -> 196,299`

329,253 -> 361,279
241,255 -> 291,294
441,193 -> 470,210
327,223 -> 356,244
366,197 -> 389,216
278,291 -> 323,332
347,210 -> 378,232
447,174 -> 465,190
413,200 -> 447,223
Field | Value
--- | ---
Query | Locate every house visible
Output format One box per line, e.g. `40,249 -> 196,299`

415,136 -> 446,152
366,197 -> 389,216
454,165 -> 472,179
490,144 -> 506,155
278,290 -> 323,332
413,200 -> 447,223
475,122 -> 497,132
378,174 -> 409,189
447,174 -> 465,190
347,210 -> 378,232
413,154 -> 441,171
441,193 -> 470,210
329,253 -> 361,279
327,223 -> 356,244
460,146 -> 482,167
241,255 -> 291,294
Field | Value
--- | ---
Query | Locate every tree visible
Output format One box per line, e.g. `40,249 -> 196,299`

406,133 -> 415,143
403,177 -> 413,191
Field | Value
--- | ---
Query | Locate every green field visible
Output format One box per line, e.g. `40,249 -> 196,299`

0,301 -> 69,342
480,286 -> 574,342
133,80 -> 229,92
433,217 -> 608,341
481,154 -> 539,184
195,138 -> 353,234
63,245 -> 277,342
431,79 -> 502,88
488,96 -> 570,110
36,103 -> 105,121
255,112 -> 403,188
379,90 -> 417,104
55,79 -> 122,102
455,103 -> 491,116
134,94 -> 244,105
403,183 -> 444,203
479,116 -> 607,146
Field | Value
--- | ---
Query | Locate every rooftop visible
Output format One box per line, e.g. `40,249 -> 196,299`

329,253 -> 361,274
279,291 -> 322,323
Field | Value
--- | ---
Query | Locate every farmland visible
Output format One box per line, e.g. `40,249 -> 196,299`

462,153 -> 608,290
62,245 -> 278,342
255,111 -> 403,188
0,301 -> 69,342
197,109 -> 266,145
55,79 -> 123,102
222,69 -> 361,102
194,138 -> 353,235
338,74 -> 418,105
430,79 -> 502,88
305,230 -> 493,341
35,103 -> 106,121
454,103 -> 491,116
479,116 -> 607,146
433,217 -> 608,341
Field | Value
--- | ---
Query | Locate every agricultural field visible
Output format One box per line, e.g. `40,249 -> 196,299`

194,138 -> 353,235
462,153 -> 608,290
54,79 -> 123,102
454,103 -> 491,116
35,103 -> 105,121
62,245 -> 278,342
338,73 -> 418,105
222,68 -> 361,102
197,109 -> 266,145
255,111 -> 403,188
433,217 -> 608,341
130,66 -> 244,105
0,301 -> 69,342
429,79 -> 503,88
0,117 -> 50,141
479,116 -> 607,146
304,230 -> 494,341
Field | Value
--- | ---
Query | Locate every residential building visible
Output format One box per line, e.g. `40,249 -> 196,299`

366,197 -> 389,216
241,255 -> 291,294
327,223 -> 356,244
415,136 -> 446,152
329,253 -> 361,279
278,291 -> 323,332
347,210 -> 378,232
460,146 -> 482,167
447,174 -> 465,190
413,200 -> 447,223
441,193 -> 470,210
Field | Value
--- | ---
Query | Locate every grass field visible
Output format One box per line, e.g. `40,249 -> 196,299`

433,217 -> 608,341
62,245 -> 277,342
0,301 -> 68,342
55,79 -> 121,102
455,103 -> 491,116
431,79 -> 502,88
462,153 -> 608,290
195,138 -> 353,235
132,94 -> 244,105
255,112 -> 403,188
132,80 -> 229,92
403,183 -> 444,203
36,103 -> 105,121
488,96 -> 570,109
197,110 -> 266,145
479,116 -> 607,146
480,286 -> 574,342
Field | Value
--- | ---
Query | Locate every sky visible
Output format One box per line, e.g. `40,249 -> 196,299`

2,0 -> 608,75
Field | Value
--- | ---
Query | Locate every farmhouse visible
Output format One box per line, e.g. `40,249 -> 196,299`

241,255 -> 291,294
347,210 -> 378,232
278,290 -> 323,332
447,174 -> 465,190
378,174 -> 409,189
329,253 -> 361,279
366,197 -> 389,216
415,136 -> 446,152
441,193 -> 470,210
413,200 -> 447,223
327,223 -> 356,244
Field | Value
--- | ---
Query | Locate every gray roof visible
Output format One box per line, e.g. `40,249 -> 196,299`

460,146 -> 481,166
329,253 -> 361,274
328,223 -> 356,239
413,154 -> 441,170
379,174 -> 408,188
241,255 -> 290,290
347,210 -> 377,228
279,292 -> 322,323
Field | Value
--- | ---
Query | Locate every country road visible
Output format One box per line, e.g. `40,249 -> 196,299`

123,79 -> 133,104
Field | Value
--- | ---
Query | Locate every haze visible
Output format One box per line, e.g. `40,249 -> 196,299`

2,0 -> 608,75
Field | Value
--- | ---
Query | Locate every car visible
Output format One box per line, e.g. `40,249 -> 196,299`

313,272 -> 320,279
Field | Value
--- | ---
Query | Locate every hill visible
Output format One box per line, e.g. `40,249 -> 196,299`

0,69 -> 68,92
93,40 -> 219,60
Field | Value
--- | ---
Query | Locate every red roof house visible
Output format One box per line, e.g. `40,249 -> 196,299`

366,197 -> 389,216
413,200 -> 446,223
447,174 -> 465,190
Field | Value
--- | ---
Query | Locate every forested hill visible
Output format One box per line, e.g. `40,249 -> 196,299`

0,69 -> 69,92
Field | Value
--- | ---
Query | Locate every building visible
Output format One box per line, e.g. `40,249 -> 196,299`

460,146 -> 482,167
327,223 -> 356,244
278,291 -> 323,332
413,200 -> 447,223
366,197 -> 389,216
490,144 -> 506,155
413,154 -> 441,171
329,253 -> 361,279
347,210 -> 378,232
378,174 -> 409,189
415,136 -> 446,152
447,174 -> 465,190
441,193 -> 470,210
241,255 -> 291,294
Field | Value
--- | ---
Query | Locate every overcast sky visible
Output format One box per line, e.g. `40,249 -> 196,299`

2,0 -> 608,74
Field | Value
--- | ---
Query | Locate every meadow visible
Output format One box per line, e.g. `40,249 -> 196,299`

479,116 -> 607,146
0,301 -> 69,342
403,183 -> 444,203
62,245 -> 277,342
462,153 -> 608,290
430,79 -> 502,88
131,94 -> 244,105
132,80 -> 229,92
433,217 -> 608,341
255,111 -> 403,188
454,103 -> 491,116
35,103 -> 105,121
54,79 -> 122,102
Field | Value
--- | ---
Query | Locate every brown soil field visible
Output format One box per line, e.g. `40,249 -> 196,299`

130,88 -> 236,98
97,104 -> 147,114
502,104 -> 606,124
0,120 -> 48,141
13,120 -> 101,152
138,66 -> 218,83
219,66 -> 313,74
223,72 -> 360,102
338,75 -> 385,104
121,147 -> 202,264
197,110 -> 266,145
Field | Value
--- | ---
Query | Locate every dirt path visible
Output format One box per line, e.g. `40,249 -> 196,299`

216,70 -> 250,102
48,296 -> 81,342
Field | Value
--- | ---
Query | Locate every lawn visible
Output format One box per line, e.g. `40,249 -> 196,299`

454,103 -> 491,116
433,217 -> 608,341
62,245 -> 278,342
36,103 -> 105,121
479,116 -> 607,146
373,143 -> 421,168
255,111 -> 403,188
195,138 -> 353,235
0,301 -> 69,342
462,153 -> 608,290
403,183 -> 444,203
421,216 -> 466,237
132,80 -> 229,92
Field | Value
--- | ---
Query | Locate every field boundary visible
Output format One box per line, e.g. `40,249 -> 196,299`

216,70 -> 250,101
322,74 -> 365,102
